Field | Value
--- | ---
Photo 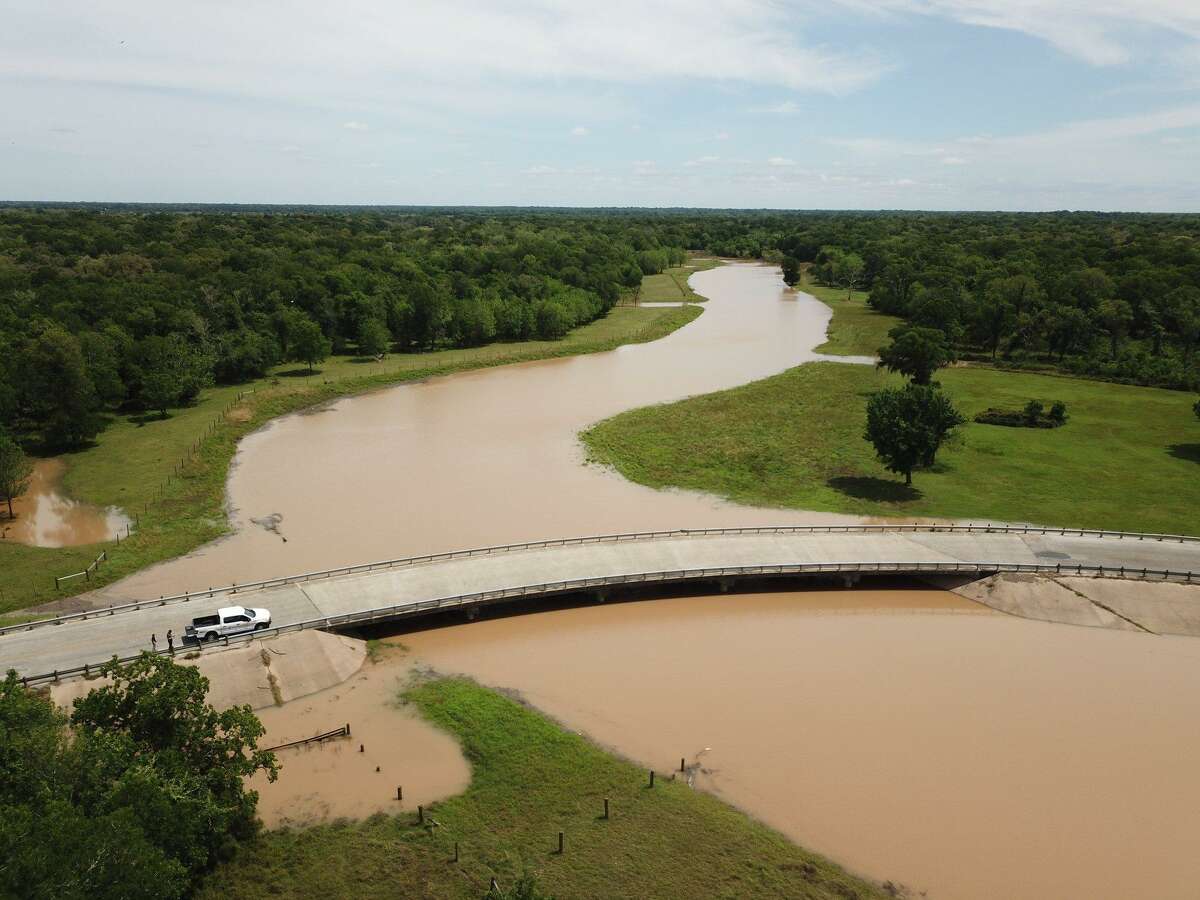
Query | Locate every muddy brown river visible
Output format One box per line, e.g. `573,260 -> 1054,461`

401,589 -> 1200,900
115,263 -> 873,597
96,263 -> 1200,897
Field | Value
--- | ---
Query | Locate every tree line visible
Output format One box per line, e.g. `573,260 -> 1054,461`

0,209 -> 690,448
789,212 -> 1200,391
1,206 -> 1196,453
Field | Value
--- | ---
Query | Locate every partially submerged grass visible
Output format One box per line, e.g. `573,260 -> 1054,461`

200,677 -> 884,900
582,360 -> 1200,533
0,303 -> 703,615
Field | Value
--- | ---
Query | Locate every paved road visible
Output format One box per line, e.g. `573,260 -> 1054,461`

4,529 -> 1199,678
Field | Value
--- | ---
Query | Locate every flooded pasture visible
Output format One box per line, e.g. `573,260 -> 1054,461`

250,651 -> 470,828
3,458 -> 132,548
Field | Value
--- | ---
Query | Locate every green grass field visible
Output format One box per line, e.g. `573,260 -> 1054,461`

801,273 -> 900,357
636,257 -> 722,304
583,286 -> 1200,533
0,304 -> 703,617
199,677 -> 884,900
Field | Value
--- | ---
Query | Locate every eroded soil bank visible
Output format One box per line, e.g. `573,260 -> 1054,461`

394,588 -> 1200,900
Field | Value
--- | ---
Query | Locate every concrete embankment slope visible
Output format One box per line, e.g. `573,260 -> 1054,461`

5,528 -> 1200,678
48,631 -> 365,711
952,573 -> 1200,636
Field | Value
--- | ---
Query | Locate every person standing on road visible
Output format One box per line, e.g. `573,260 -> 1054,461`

151,633 -> 157,652
166,629 -> 174,654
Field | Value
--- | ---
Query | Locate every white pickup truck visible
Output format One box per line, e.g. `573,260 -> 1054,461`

184,606 -> 272,643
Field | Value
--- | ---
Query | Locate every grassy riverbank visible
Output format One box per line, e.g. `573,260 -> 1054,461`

0,304 -> 703,618
583,287 -> 1200,533
636,257 -> 722,303
200,677 -> 885,900
802,273 -> 899,357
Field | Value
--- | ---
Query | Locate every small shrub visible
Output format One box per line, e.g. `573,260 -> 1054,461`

974,400 -> 1066,429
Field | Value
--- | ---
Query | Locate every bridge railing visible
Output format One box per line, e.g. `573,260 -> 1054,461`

11,558 -> 1197,686
5,522 -> 1198,638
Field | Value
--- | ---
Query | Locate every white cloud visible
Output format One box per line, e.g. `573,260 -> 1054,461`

861,0 -> 1200,66
768,156 -> 797,166
714,131 -> 731,140
750,100 -> 802,115
570,125 -> 589,136
0,0 -> 892,112
941,155 -> 966,164
683,155 -> 721,167
342,121 -> 369,131
523,165 -> 559,175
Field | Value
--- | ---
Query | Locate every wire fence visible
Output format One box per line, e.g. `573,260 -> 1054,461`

12,558 -> 1198,687
49,389 -> 257,591
15,522 -> 1200,638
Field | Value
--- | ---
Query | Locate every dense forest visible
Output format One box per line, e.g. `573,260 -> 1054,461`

791,213 -> 1200,390
1,206 -> 1197,450
0,209 -> 688,447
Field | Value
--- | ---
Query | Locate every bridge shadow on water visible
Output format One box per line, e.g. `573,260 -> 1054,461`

350,573 -> 938,642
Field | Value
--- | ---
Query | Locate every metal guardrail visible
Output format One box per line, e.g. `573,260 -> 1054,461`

5,523 -> 1199,638
12,559 -> 1197,686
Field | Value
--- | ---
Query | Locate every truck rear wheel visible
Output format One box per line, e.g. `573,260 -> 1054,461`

255,623 -> 267,631
204,632 -> 218,643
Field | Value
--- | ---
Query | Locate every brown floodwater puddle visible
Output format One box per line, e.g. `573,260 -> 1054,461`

394,588 -> 1200,900
113,264 -> 877,598
250,652 -> 470,829
3,459 -> 132,548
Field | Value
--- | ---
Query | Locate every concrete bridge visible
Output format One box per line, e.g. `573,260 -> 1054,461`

4,525 -> 1200,683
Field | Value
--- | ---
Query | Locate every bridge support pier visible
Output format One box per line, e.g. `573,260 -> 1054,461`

841,574 -> 861,588
592,589 -> 607,604
464,606 -> 479,621
717,577 -> 734,593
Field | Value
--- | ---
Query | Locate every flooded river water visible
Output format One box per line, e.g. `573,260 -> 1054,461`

117,263 -> 872,597
101,263 -> 1200,897
401,589 -> 1200,900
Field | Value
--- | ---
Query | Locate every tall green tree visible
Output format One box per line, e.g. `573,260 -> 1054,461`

17,323 -> 101,449
864,384 -> 965,485
139,334 -> 213,417
780,255 -> 801,287
356,317 -> 391,357
0,432 -> 33,519
877,325 -> 954,385
0,656 -> 276,899
830,250 -> 865,300
290,317 -> 332,372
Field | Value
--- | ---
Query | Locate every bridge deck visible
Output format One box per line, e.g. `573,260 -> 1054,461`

4,528 -> 1199,679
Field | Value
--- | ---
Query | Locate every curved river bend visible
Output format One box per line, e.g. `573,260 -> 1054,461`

108,263 -> 1200,898
119,263 -> 871,597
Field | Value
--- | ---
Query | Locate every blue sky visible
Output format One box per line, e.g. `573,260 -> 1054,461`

2,1 -> 1198,210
